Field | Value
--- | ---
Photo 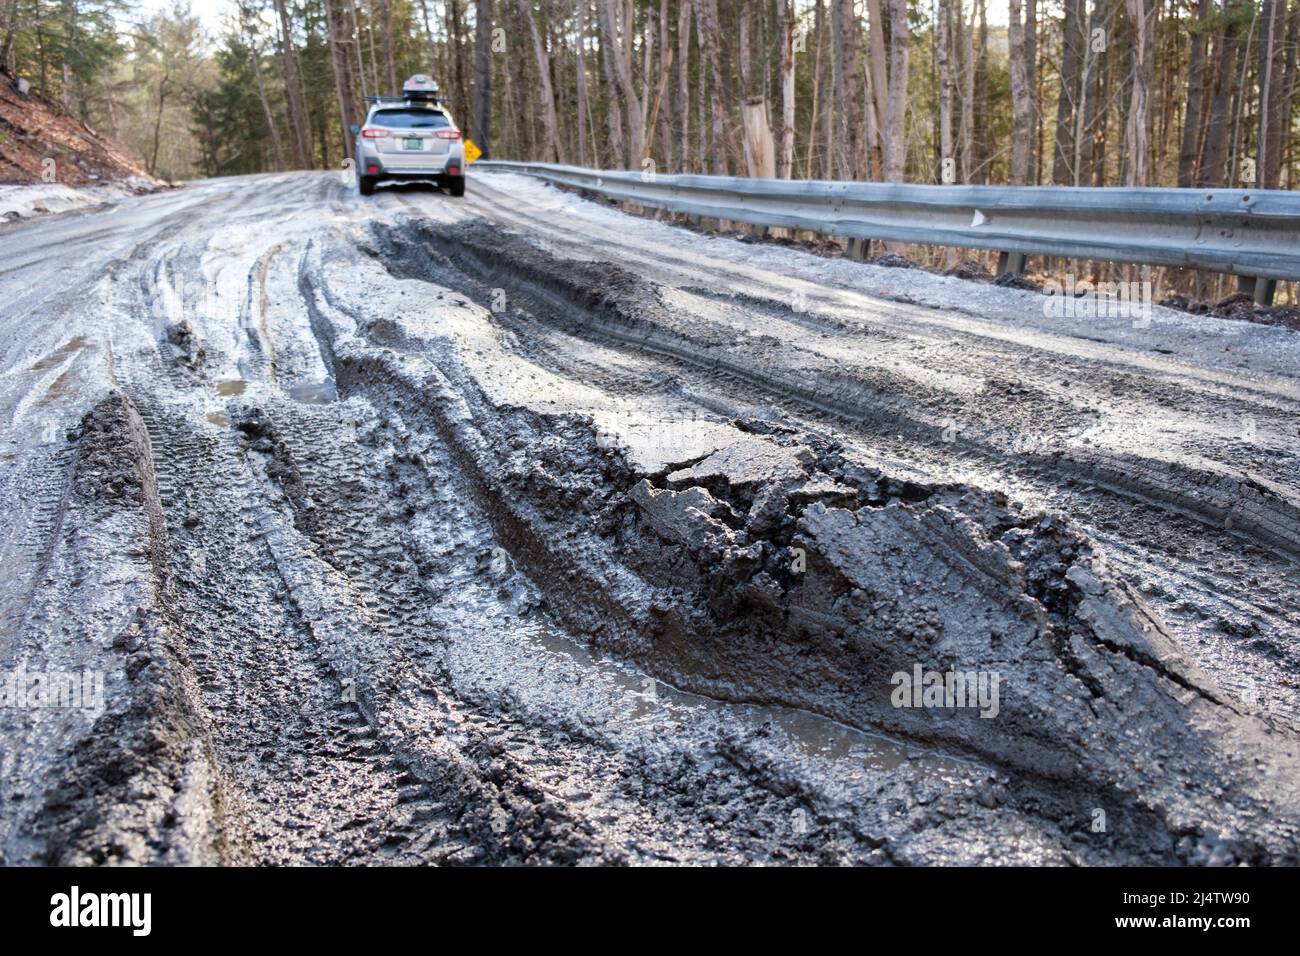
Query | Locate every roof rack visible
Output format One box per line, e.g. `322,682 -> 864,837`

363,94 -> 445,107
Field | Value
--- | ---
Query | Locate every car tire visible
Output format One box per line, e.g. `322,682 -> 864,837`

358,175 -> 377,196
447,176 -> 465,198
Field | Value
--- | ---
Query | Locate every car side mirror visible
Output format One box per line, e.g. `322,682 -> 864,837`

349,124 -> 361,135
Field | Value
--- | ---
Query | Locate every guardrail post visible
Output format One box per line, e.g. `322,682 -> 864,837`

847,237 -> 871,261
1237,274 -> 1277,306
997,251 -> 1028,276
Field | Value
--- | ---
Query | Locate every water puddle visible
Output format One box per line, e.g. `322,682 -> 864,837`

216,379 -> 247,397
206,411 -> 231,428
288,380 -> 337,404
516,617 -> 966,778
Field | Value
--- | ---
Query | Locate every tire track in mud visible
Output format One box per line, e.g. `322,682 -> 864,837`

6,172 -> 1300,866
60,191 -> 987,864
349,213 -> 1300,863
384,215 -> 1300,564
374,211 -> 1300,729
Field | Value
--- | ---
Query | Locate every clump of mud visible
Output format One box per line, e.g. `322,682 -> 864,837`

945,259 -> 993,281
1160,292 -> 1300,331
993,271 -> 1044,292
870,253 -> 922,270
71,391 -> 157,506
165,320 -> 205,372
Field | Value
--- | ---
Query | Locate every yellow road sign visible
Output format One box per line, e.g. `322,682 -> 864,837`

464,139 -> 482,164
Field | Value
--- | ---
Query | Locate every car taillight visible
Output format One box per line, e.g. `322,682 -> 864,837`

361,128 -> 389,139
436,130 -> 461,140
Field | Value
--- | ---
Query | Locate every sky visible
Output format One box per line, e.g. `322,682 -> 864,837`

127,0 -> 236,36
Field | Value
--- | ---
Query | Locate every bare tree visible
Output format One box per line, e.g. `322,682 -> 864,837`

519,0 -> 562,162
676,0 -> 691,172
694,0 -> 728,174
882,0 -> 910,182
271,0 -> 312,168
599,0 -> 644,165
1008,0 -> 1032,183
832,0 -> 863,179
381,0 -> 396,93
1258,0 -> 1287,188
575,0 -> 588,166
1052,0 -> 1084,184
473,0 -> 493,155
1123,0 -> 1153,186
778,0 -> 797,178
324,0 -> 361,159
937,0 -> 954,180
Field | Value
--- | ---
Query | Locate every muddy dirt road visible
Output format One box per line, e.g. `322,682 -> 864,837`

2,170 -> 1298,865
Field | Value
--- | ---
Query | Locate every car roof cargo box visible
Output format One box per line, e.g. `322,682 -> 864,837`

402,74 -> 441,105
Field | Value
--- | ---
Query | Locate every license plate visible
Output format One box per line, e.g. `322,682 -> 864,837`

403,137 -> 422,150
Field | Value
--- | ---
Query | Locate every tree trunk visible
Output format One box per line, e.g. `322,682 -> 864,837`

519,0 -> 562,162
324,0 -> 360,160
833,0 -> 864,180
959,0 -> 974,181
694,0 -> 728,174
974,0 -> 989,182
446,0 -> 471,116
937,0 -> 954,178
1007,0 -> 1032,183
575,0 -> 588,166
0,0 -> 19,71
599,0 -> 644,165
1282,0 -> 1300,187
883,0 -> 910,182
865,0 -> 889,177
472,0 -> 493,156
598,0 -> 626,167
1200,9 -> 1240,187
677,0 -> 691,172
1123,0 -> 1152,186
1258,0 -> 1286,188
270,0 -> 312,168
381,0 -> 396,92
742,97 -> 776,177
779,0 -> 796,179
810,0 -> 831,178
1177,0 -> 1212,187
1052,0 -> 1083,184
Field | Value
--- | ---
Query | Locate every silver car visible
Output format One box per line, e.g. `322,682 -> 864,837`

352,76 -> 466,197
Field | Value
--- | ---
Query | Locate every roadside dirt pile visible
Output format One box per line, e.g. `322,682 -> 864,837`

0,67 -> 158,186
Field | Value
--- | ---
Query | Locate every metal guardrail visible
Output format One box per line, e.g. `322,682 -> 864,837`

477,161 -> 1300,303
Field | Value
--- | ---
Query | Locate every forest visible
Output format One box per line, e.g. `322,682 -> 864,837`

1,1 -> 1295,194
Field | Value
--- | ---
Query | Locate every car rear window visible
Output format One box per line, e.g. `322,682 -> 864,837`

371,109 -> 451,129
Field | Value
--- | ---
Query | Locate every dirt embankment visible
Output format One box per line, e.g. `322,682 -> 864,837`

0,67 -> 159,187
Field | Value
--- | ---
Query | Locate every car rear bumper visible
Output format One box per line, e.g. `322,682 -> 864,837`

358,149 -> 464,180
367,173 -> 464,186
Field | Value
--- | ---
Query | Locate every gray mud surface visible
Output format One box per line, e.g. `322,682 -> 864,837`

2,171 -> 1299,865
